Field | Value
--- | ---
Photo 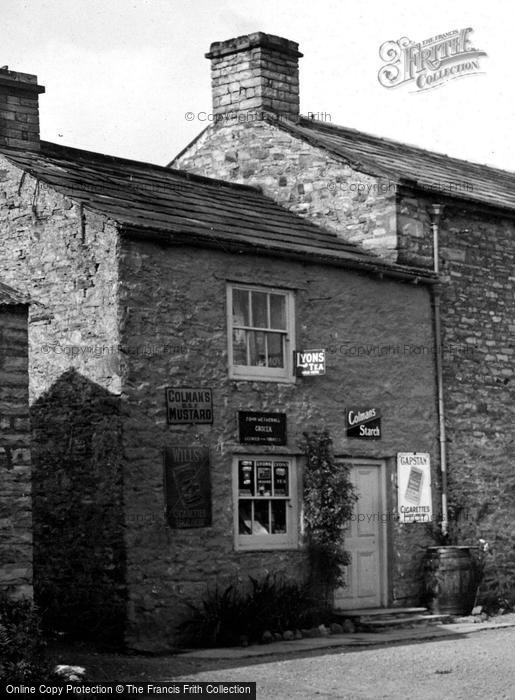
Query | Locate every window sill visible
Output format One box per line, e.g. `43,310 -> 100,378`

235,542 -> 300,552
229,373 -> 296,384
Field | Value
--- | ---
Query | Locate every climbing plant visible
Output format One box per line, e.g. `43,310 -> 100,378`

301,429 -> 358,605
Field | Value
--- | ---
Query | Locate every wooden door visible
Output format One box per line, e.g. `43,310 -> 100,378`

334,461 -> 387,610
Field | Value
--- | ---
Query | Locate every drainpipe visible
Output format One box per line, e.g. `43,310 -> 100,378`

430,203 -> 448,536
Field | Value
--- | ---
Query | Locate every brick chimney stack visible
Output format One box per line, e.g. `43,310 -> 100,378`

0,69 -> 45,151
206,32 -> 303,121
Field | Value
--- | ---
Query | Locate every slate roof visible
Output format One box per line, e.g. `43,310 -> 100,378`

0,281 -> 29,306
276,116 -> 515,212
0,141 -> 436,282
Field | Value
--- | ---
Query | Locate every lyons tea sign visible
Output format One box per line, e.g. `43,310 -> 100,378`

345,407 -> 382,439
294,349 -> 326,377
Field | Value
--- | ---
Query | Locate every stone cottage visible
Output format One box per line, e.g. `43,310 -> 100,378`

0,281 -> 32,599
0,66 -> 442,650
173,32 -> 515,609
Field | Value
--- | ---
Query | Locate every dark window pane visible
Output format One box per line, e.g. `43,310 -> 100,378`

270,294 -> 286,330
239,501 -> 253,535
238,460 -> 254,496
233,288 -> 249,326
256,462 -> 272,496
271,501 -> 287,534
249,330 -> 266,366
267,332 -> 284,368
253,500 -> 270,534
273,463 -> 289,496
251,291 -> 268,328
232,329 -> 247,365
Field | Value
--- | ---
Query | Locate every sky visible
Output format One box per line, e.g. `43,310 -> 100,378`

2,0 -> 514,170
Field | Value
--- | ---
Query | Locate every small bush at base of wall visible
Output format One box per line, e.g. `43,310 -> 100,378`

179,574 -> 328,647
0,594 -> 61,685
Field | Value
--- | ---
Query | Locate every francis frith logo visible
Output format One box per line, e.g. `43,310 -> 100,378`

378,27 -> 487,92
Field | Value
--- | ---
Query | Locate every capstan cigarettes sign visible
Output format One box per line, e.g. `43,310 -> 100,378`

397,453 -> 433,523
378,28 -> 487,92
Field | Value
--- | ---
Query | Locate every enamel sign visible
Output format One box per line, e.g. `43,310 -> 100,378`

397,453 -> 433,523
294,349 -> 326,377
345,407 -> 382,439
164,446 -> 211,528
165,387 -> 213,425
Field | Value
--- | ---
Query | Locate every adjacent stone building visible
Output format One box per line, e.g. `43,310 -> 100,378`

0,281 -> 32,599
173,32 -> 515,607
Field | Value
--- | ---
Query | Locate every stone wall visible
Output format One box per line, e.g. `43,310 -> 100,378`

397,191 -> 434,269
119,236 -> 439,650
0,305 -> 32,599
0,157 -> 122,400
206,33 -> 302,120
397,192 -> 515,603
0,68 -> 43,151
174,121 -> 398,261
0,156 -> 126,642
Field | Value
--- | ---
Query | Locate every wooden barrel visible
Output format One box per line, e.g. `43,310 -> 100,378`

424,546 -> 478,615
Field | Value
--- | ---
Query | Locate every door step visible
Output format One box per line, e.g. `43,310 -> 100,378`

360,613 -> 451,630
335,607 -> 427,618
333,608 -> 452,632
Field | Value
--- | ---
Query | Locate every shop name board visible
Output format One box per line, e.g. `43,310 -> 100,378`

294,349 -> 326,376
346,407 -> 382,439
238,411 -> 287,445
165,387 -> 213,425
164,446 -> 211,528
397,452 -> 433,523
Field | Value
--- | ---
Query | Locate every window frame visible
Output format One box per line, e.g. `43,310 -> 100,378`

226,283 -> 295,383
232,454 -> 299,551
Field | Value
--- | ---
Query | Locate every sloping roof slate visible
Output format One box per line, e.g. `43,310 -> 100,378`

0,281 -> 29,306
276,116 -> 515,212
0,142 -> 435,281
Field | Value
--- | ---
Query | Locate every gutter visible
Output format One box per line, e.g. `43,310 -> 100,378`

430,204 -> 448,535
119,224 -> 439,285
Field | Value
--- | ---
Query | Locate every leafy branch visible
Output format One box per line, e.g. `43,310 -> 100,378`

301,429 -> 358,605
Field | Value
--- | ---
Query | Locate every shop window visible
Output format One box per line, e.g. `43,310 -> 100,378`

227,284 -> 295,381
233,456 -> 298,550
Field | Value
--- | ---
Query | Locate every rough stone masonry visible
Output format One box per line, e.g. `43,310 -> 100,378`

0,289 -> 32,599
0,67 -> 44,151
0,150 -> 126,643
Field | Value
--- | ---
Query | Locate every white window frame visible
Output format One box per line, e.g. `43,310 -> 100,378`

232,455 -> 299,551
227,283 -> 295,383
